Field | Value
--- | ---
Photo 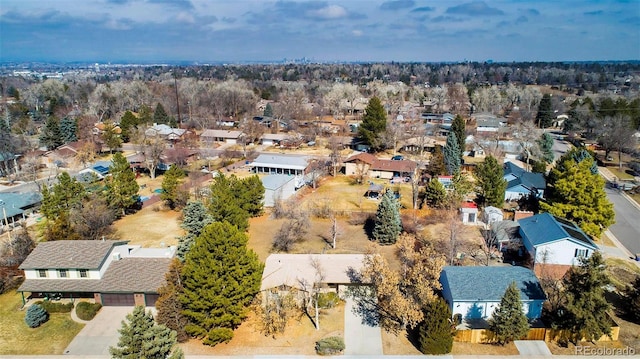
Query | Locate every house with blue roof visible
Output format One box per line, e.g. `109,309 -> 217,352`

440,266 -> 546,320
261,174 -> 303,207
0,191 -> 42,226
518,213 -> 598,266
503,161 -> 546,201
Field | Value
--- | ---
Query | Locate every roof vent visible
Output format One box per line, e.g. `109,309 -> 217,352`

113,252 -> 121,261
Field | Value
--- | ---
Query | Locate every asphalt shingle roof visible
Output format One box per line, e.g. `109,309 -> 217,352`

0,192 -> 42,218
518,213 -> 597,249
19,240 -> 128,270
441,266 -> 546,302
504,162 -> 546,190
250,154 -> 309,170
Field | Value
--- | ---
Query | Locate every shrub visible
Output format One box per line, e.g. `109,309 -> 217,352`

315,336 -> 345,356
25,304 -> 49,328
36,300 -> 74,313
317,292 -> 341,309
76,302 -> 102,321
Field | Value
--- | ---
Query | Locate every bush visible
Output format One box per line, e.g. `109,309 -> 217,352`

25,304 -> 49,328
317,292 -> 341,309
315,336 -> 345,356
36,300 -> 74,313
76,302 -> 102,321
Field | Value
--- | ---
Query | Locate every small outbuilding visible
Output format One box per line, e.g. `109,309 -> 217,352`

261,174 -> 301,207
460,202 -> 479,224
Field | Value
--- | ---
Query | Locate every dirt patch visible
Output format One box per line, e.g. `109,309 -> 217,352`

113,207 -> 183,247
179,303 -> 345,355
451,341 -> 520,355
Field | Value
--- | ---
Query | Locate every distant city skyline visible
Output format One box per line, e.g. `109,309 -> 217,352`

1,0 -> 639,63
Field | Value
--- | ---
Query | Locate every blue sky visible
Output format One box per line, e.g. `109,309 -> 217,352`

1,0 -> 638,63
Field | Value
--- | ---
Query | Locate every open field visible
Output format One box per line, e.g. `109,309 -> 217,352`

180,302 -> 345,355
114,207 -> 183,247
0,291 -> 84,355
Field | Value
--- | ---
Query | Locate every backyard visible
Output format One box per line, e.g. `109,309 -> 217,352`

0,291 -> 84,355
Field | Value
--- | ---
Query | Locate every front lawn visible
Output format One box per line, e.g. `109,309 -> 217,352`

0,291 -> 84,355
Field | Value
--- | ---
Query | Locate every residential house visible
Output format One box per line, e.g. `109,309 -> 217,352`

43,141 -> 86,168
145,124 -> 189,142
473,112 -> 506,133
260,133 -> 289,147
262,174 -> 303,207
0,192 -> 42,227
200,129 -> 243,145
18,240 -> 175,306
503,161 -> 546,201
343,153 -> 417,180
440,266 -> 546,320
249,154 -> 309,176
518,213 -> 598,267
260,254 -> 365,302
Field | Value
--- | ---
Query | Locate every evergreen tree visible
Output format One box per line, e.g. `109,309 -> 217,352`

39,116 -> 63,150
40,172 -> 85,241
474,155 -> 506,208
263,103 -> 273,117
448,170 -> 473,206
176,201 -> 212,261
154,103 -> 169,125
180,222 -> 264,346
138,104 -> 153,124
102,121 -> 123,153
541,155 -> 614,237
623,276 -> 640,323
561,252 -> 611,343
538,132 -> 555,164
426,145 -> 446,177
59,117 -> 78,143
161,165 -> 185,210
424,178 -> 447,208
231,175 -> 265,217
536,94 -> 554,128
443,132 -> 461,175
105,152 -> 140,216
372,189 -> 402,245
24,303 -> 49,328
416,298 -> 453,354
156,259 -> 189,342
358,97 -> 387,152
488,282 -> 530,345
208,174 -> 250,232
119,111 -> 139,143
110,306 -> 183,359
451,114 -> 466,159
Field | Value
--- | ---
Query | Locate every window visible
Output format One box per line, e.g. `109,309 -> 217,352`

37,269 -> 47,278
574,248 -> 588,258
78,269 -> 88,278
58,269 -> 68,278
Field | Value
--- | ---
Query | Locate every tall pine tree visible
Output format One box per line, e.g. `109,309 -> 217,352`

106,152 -> 140,216
161,165 -> 185,210
59,117 -> 78,143
488,282 -> 530,345
474,155 -> 506,208
358,97 -> 387,152
424,177 -> 447,209
451,114 -> 466,159
180,222 -> 264,346
416,298 -> 454,354
231,175 -> 265,217
538,132 -> 555,164
443,132 -> 461,175
39,116 -> 63,150
154,103 -> 170,125
156,259 -> 189,342
536,94 -> 554,128
372,189 -> 402,245
176,201 -> 212,261
426,145 -> 446,177
208,174 -> 250,231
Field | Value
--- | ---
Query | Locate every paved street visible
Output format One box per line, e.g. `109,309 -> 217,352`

604,187 -> 640,256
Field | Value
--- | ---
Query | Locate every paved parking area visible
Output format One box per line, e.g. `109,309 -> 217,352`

64,307 -> 133,355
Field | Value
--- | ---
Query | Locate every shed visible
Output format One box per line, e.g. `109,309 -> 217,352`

460,202 -> 478,224
262,175 -> 299,207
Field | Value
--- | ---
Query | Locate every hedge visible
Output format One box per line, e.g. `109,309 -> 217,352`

76,302 -> 102,321
315,336 -> 345,356
35,300 -> 74,313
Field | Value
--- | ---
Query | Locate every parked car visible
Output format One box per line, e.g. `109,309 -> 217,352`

391,155 -> 404,161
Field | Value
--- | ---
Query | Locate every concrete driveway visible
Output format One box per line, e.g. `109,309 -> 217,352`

64,306 -> 134,355
514,340 -> 552,356
344,295 -> 383,355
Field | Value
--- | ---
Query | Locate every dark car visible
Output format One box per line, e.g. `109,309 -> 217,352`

391,155 -> 404,161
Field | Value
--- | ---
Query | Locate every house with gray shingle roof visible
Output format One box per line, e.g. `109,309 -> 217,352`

18,240 -> 175,306
440,266 -> 546,321
249,154 -> 309,176
503,161 -> 546,201
518,213 -> 598,267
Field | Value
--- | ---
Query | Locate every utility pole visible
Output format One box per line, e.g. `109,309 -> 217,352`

173,69 -> 181,127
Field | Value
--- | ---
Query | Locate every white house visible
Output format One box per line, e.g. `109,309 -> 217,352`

440,266 -> 546,321
518,213 -> 598,266
503,161 -> 546,201
260,133 -> 289,146
262,174 -> 302,207
200,129 -> 243,145
249,154 -> 309,176
18,240 -> 175,306
460,202 -> 479,225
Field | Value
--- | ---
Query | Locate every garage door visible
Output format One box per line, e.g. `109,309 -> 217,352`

145,294 -> 160,307
101,293 -> 135,306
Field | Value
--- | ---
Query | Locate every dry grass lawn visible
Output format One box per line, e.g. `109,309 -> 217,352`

180,303 -> 345,355
114,207 -> 183,247
451,342 -> 520,355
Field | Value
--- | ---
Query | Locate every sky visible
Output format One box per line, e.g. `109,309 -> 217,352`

1,0 -> 639,63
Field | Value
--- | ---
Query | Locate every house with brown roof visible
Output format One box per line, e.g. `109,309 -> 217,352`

200,129 -> 243,145
344,153 -> 417,180
18,240 -> 175,306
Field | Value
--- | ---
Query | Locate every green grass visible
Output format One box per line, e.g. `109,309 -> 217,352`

0,291 -> 85,355
607,167 -> 635,181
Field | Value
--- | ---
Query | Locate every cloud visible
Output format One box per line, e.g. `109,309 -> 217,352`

584,10 -> 604,16
411,6 -> 434,13
446,1 -> 504,16
352,29 -> 363,36
524,8 -> 540,16
306,4 -> 347,19
270,1 -> 354,21
147,0 -> 193,10
380,0 -> 415,11
516,15 -> 528,23
106,0 -> 130,4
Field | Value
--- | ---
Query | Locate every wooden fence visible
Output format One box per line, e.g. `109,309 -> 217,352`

455,324 -> 618,344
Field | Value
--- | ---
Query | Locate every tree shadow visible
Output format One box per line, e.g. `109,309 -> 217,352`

363,216 -> 375,239
345,267 -> 380,327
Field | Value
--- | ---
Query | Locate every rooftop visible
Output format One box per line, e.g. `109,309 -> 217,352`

261,174 -> 296,190
250,154 -> 309,170
518,213 -> 597,249
19,240 -> 128,270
